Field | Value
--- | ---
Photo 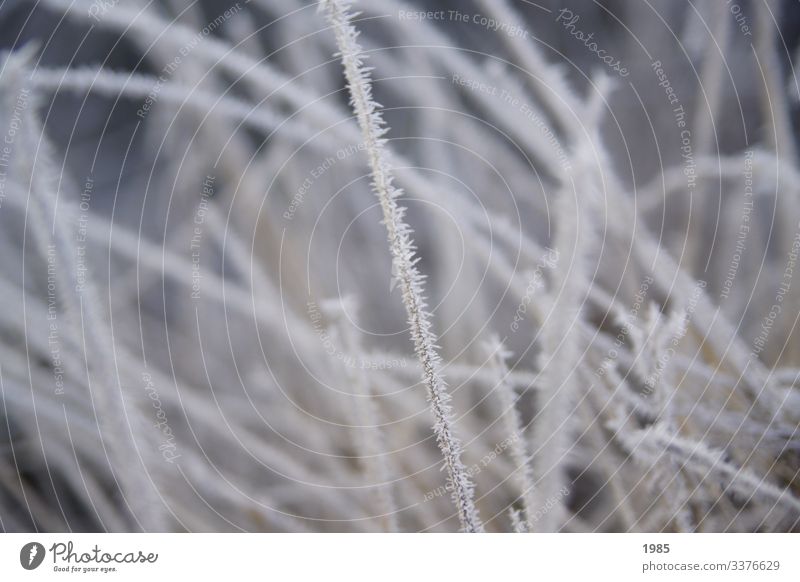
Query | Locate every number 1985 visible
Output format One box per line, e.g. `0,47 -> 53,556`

643,543 -> 670,554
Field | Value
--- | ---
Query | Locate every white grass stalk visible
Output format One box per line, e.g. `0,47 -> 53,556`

484,337 -> 537,527
529,187 -> 581,532
322,299 -> 399,532
320,0 -> 482,532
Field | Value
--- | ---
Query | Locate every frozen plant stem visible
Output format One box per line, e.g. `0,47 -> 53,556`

486,338 -> 537,529
320,0 -> 482,532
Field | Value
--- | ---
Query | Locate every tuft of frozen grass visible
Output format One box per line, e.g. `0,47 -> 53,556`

483,336 -> 536,528
2,0 -> 799,533
616,424 -> 800,519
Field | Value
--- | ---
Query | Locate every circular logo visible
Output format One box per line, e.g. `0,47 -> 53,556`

20,542 -> 46,570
